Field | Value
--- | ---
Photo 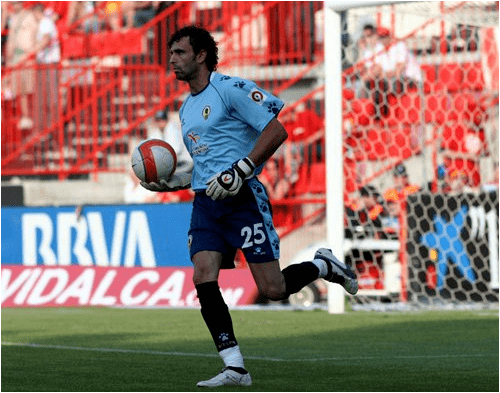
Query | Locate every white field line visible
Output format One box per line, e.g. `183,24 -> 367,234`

1,342 -> 498,362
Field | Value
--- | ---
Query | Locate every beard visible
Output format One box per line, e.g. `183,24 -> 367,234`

173,61 -> 198,81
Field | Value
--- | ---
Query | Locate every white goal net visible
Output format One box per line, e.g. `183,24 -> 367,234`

325,1 -> 499,311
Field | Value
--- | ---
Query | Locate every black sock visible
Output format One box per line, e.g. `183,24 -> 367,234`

226,366 -> 248,374
196,281 -> 238,352
282,262 -> 320,298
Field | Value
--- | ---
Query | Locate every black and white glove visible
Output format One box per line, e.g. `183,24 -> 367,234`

205,157 -> 256,201
140,172 -> 192,192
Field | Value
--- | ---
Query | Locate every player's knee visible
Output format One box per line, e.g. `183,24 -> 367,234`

259,284 -> 286,301
192,264 -> 217,286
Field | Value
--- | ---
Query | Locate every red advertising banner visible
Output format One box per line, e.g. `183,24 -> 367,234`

1,266 -> 259,308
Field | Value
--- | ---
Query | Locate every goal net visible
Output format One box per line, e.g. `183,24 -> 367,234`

326,1 -> 499,310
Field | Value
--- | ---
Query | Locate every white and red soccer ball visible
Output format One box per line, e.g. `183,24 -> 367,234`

131,139 -> 177,183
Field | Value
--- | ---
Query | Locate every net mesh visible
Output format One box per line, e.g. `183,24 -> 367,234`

337,1 -> 499,309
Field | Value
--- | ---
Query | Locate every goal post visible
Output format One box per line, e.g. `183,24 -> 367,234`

325,1 -> 499,312
325,1 -> 398,314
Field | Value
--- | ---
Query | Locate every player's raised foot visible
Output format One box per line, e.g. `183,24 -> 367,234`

196,367 -> 252,387
314,248 -> 358,295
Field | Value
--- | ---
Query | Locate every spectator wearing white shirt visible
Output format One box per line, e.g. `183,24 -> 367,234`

357,23 -> 385,98
33,3 -> 61,131
6,1 -> 38,129
134,108 -> 194,204
378,27 -> 422,94
148,108 -> 194,174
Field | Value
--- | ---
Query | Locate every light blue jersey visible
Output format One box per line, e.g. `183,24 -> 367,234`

179,72 -> 284,191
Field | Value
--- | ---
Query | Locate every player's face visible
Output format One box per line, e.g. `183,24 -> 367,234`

169,37 -> 199,81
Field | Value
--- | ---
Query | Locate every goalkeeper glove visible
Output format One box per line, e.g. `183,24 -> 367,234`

205,157 -> 256,201
141,172 -> 192,192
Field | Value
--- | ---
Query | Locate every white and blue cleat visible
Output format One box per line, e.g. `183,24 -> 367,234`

314,248 -> 358,295
197,367 -> 252,387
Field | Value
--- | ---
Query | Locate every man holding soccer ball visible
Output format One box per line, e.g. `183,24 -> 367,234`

141,25 -> 358,387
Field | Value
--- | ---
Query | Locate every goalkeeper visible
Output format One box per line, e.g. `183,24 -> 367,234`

141,25 -> 358,388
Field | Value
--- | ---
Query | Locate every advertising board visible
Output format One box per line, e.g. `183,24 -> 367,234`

1,203 -> 258,307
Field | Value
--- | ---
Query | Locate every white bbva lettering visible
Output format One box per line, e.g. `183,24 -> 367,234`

58,213 -> 93,266
123,212 -> 156,267
21,210 -> 156,267
87,212 -> 126,267
22,214 -> 57,266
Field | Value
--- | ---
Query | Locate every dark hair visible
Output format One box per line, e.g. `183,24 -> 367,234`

393,164 -> 408,177
168,25 -> 219,72
360,185 -> 379,197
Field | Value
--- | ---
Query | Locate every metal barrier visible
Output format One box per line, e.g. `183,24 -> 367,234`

1,1 -> 325,179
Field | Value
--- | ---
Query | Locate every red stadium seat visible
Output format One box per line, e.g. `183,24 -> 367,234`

424,93 -> 448,125
421,64 -> 437,93
461,62 -> 485,91
309,162 -> 326,194
438,63 -> 464,92
343,88 -> 355,101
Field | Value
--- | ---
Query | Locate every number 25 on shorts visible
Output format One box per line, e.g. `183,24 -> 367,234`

241,223 -> 266,248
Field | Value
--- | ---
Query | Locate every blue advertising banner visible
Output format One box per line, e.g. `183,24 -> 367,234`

1,203 -> 193,268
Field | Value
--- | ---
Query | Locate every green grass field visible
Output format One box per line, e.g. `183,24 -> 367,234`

1,307 -> 498,392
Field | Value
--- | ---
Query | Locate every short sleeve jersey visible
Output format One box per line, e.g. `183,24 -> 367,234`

179,72 -> 284,191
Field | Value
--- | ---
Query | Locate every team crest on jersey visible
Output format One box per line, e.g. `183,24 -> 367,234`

202,105 -> 211,120
187,131 -> 200,143
248,88 -> 267,105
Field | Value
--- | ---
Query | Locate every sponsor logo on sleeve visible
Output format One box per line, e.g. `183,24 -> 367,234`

248,88 -> 267,105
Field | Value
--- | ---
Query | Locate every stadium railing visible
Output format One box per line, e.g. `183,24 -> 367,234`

1,1 -> 324,179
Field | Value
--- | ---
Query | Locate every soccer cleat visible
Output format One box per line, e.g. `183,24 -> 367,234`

196,367 -> 252,387
314,248 -> 358,295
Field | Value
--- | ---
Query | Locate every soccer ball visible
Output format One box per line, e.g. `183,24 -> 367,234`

131,139 -> 177,183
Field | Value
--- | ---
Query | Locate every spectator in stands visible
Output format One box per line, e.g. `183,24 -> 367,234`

33,4 -> 61,63
381,191 -> 400,238
259,158 -> 295,228
99,1 -> 134,31
357,23 -> 384,99
6,1 -> 38,129
482,163 -> 499,192
33,3 -> 61,130
378,27 -> 422,94
345,185 -> 385,239
131,1 -> 157,27
40,1 -> 70,32
148,108 -> 194,176
147,108 -> 169,139
441,120 -> 488,189
281,103 -> 324,182
447,169 -> 476,194
359,185 -> 385,235
67,1 -> 100,33
126,109 -> 194,204
384,164 -> 420,204
1,2 -> 10,67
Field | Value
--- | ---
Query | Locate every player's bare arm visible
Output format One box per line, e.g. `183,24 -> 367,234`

247,118 -> 288,167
